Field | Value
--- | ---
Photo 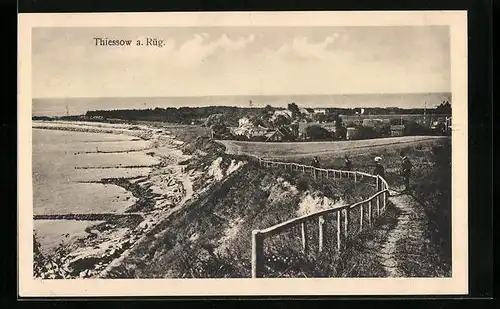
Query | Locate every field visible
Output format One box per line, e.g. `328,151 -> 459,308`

219,136 -> 447,160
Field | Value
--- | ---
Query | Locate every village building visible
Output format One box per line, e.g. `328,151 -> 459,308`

346,127 -> 359,140
238,117 -> 252,127
271,110 -> 293,118
362,118 -> 387,127
248,126 -> 269,137
265,127 -> 296,142
313,108 -> 327,114
299,108 -> 311,116
390,125 -> 405,137
298,122 -> 337,139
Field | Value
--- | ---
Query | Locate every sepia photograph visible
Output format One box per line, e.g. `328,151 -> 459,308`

18,11 -> 468,296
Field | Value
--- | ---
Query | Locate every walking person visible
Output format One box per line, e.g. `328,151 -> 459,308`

344,155 -> 352,171
311,156 -> 321,168
400,151 -> 413,192
373,156 -> 385,191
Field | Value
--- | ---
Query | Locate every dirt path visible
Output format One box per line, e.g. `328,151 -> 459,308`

377,190 -> 431,277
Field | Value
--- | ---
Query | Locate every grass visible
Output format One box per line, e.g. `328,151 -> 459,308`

106,160 -> 378,278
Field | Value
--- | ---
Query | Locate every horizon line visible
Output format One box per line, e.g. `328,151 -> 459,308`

33,91 -> 452,100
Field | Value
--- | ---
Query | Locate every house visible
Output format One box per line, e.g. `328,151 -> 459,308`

314,109 -> 327,114
271,109 -> 293,120
390,125 -> 405,137
265,127 -> 296,142
297,122 -> 337,139
362,118 -> 385,128
90,115 -> 105,120
238,117 -> 252,127
346,127 -> 359,140
229,126 -> 247,136
248,125 -> 269,137
319,122 -> 337,133
445,117 -> 452,131
299,108 -> 311,116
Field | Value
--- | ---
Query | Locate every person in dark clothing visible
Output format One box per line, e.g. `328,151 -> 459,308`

344,155 -> 352,171
311,156 -> 321,168
400,151 -> 413,192
373,156 -> 385,191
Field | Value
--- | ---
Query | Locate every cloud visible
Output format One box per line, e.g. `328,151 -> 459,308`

176,33 -> 255,66
258,33 -> 341,61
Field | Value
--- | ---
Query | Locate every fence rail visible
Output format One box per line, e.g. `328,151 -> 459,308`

249,156 -> 389,278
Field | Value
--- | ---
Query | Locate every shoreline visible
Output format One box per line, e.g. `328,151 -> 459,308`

33,121 -> 200,279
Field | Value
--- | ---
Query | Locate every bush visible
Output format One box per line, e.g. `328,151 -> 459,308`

306,125 -> 332,140
404,120 -> 433,136
353,126 -> 379,140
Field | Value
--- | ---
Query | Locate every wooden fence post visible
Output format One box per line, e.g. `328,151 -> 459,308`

344,208 -> 349,245
383,191 -> 387,211
377,194 -> 380,216
336,210 -> 341,250
354,172 -> 357,183
251,230 -> 264,278
301,222 -> 308,253
326,170 -> 329,179
359,203 -> 364,233
318,216 -> 325,252
368,201 -> 372,226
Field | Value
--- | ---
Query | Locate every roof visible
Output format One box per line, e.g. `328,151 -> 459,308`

390,125 -> 405,130
266,126 -> 295,141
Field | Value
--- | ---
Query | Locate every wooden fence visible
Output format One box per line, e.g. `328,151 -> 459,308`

249,157 -> 389,278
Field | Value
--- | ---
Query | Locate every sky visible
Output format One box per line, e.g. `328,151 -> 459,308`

32,26 -> 450,98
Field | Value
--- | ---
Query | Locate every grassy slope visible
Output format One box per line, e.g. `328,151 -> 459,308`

106,159 -> 378,278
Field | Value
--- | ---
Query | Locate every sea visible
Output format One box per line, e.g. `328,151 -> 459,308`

33,93 -> 452,117
32,128 -> 154,253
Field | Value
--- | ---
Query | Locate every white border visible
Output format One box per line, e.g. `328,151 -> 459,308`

18,11 -> 468,297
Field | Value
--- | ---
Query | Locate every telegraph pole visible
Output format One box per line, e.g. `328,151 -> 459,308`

423,101 -> 427,125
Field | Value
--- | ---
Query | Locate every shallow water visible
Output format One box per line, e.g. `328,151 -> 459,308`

32,128 -> 154,252
34,220 -> 105,255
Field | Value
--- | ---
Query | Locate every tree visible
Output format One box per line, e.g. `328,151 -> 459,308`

262,105 -> 275,116
435,101 -> 451,114
273,114 -> 292,128
205,113 -> 225,127
305,125 -> 332,140
404,120 -> 432,136
287,102 -> 300,118
354,126 -> 378,140
210,123 -> 232,139
334,114 -> 347,139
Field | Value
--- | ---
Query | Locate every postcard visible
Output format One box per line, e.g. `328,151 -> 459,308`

18,11 -> 468,296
